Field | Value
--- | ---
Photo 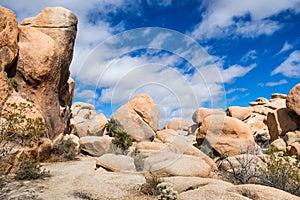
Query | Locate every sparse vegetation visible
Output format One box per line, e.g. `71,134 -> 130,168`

106,119 -> 132,154
50,138 -> 78,162
0,102 -> 48,173
259,148 -> 300,196
130,148 -> 146,171
218,146 -> 300,197
141,175 -> 162,196
7,78 -> 18,92
14,159 -> 50,180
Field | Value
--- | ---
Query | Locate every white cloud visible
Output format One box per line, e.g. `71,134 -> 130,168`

271,50 -> 300,77
227,88 -> 247,94
1,1 -> 256,124
222,64 -> 256,83
191,0 -> 300,40
241,50 -> 257,62
276,41 -> 293,55
258,79 -> 288,87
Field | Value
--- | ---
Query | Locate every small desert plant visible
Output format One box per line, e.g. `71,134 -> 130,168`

157,182 -> 178,200
51,138 -> 78,161
7,78 -> 18,92
106,119 -> 132,154
14,159 -> 50,180
130,148 -> 146,171
141,175 -> 162,196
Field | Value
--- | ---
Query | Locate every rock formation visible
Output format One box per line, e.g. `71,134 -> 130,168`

0,5 -> 77,173
112,94 -> 158,142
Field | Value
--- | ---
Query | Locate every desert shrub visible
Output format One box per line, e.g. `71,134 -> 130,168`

219,146 -> 300,197
217,153 -> 262,184
50,138 -> 77,161
106,119 -> 132,154
14,159 -> 50,180
259,148 -> 300,196
0,102 -> 48,165
141,175 -> 162,196
157,182 -> 178,200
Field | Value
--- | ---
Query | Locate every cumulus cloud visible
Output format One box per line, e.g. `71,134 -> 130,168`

258,79 -> 288,87
2,1 -> 256,123
271,50 -> 300,77
191,0 -> 300,40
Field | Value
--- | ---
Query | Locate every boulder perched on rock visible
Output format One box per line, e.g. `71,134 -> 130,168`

72,102 -> 107,137
226,106 -> 252,121
267,108 -> 300,141
198,115 -> 257,156
162,119 -> 193,131
143,152 -> 212,177
112,94 -> 158,142
286,83 -> 300,116
192,108 -> 225,124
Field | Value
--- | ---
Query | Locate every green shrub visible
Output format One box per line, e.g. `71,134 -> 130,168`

140,175 -> 162,196
259,150 -> 300,196
0,102 -> 48,164
106,119 -> 132,154
50,138 -> 77,161
14,159 -> 50,180
7,78 -> 18,92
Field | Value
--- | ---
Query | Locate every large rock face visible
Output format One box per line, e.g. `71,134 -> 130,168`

0,6 -> 19,106
15,7 -> 77,139
112,94 -> 158,142
286,83 -> 300,116
198,115 -> 257,156
267,108 -> 300,141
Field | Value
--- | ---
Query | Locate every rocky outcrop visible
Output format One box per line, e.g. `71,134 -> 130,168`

0,6 -> 78,173
112,94 -> 158,142
267,108 -> 300,141
198,115 -> 257,156
286,83 -> 300,116
14,7 -> 78,140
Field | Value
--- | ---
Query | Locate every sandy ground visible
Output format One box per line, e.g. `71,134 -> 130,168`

0,156 -> 156,200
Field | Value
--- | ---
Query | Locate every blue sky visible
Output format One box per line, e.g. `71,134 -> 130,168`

2,0 -> 300,125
